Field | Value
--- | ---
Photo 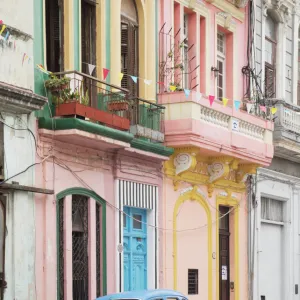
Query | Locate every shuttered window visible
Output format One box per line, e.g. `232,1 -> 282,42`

81,0 -> 96,75
264,16 -> 276,98
121,0 -> 139,96
188,269 -> 199,295
45,0 -> 63,72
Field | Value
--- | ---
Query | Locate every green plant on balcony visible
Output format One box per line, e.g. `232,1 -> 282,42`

52,88 -> 80,106
169,82 -> 183,91
81,90 -> 90,106
44,75 -> 71,94
174,63 -> 184,71
107,95 -> 129,112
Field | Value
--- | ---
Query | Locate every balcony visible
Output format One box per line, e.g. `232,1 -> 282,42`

159,91 -> 274,166
273,101 -> 300,162
38,71 -> 172,157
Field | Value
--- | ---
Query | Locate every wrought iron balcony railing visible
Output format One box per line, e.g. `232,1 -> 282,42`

45,70 -> 165,142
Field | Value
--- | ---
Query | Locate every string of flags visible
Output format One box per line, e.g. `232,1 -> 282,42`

0,20 -> 33,66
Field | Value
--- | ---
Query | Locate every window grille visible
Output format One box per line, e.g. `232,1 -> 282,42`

188,269 -> 199,295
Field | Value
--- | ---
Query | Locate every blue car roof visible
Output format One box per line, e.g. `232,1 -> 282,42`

96,289 -> 186,300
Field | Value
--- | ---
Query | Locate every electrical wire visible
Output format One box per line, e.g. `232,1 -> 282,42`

54,156 -> 240,233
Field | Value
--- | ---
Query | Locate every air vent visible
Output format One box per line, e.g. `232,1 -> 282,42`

188,269 -> 198,295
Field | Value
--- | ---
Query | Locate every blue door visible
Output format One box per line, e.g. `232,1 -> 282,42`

123,207 -> 147,291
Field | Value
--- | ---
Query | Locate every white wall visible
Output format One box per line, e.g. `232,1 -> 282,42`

0,1 -> 34,90
0,1 -> 37,299
252,168 -> 300,300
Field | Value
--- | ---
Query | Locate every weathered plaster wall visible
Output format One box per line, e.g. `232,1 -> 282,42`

0,2 -> 36,299
0,2 -> 34,90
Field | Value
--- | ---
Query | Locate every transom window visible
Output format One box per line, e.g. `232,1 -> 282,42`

217,31 -> 226,101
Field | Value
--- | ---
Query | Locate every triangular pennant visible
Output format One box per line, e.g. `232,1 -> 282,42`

144,79 -> 152,85
169,85 -> 177,92
88,64 -> 96,76
222,97 -> 228,107
196,92 -> 202,102
234,100 -> 241,111
208,95 -> 215,106
4,31 -> 9,41
260,105 -> 266,113
271,107 -> 277,115
184,89 -> 190,99
246,103 -> 253,114
130,76 -> 138,83
0,25 -> 6,35
103,68 -> 110,80
0,21 -> 3,26
157,81 -> 165,85
22,53 -> 26,66
119,73 -> 124,81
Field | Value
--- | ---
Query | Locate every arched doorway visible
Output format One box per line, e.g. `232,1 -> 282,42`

56,188 -> 107,300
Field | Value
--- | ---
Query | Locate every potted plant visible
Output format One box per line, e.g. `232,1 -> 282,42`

169,82 -> 183,92
45,75 -> 71,94
107,95 -> 129,112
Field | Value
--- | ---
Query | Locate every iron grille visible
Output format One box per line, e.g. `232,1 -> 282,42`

59,199 -> 64,300
72,195 -> 89,300
188,269 -> 198,295
96,203 -> 101,296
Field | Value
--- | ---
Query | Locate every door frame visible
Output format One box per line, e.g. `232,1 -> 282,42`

216,196 -> 240,300
115,180 -> 159,293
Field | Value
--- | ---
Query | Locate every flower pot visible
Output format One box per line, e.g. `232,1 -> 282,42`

55,102 -> 130,130
107,101 -> 129,112
48,84 -> 69,95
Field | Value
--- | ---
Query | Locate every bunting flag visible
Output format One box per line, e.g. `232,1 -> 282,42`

222,97 -> 228,107
0,20 -> 3,26
103,68 -> 110,80
246,103 -> 253,114
36,64 -> 51,75
119,73 -> 124,81
169,85 -> 177,92
144,79 -> 152,85
196,92 -> 202,102
130,75 -> 138,83
157,81 -> 165,85
22,53 -> 27,66
234,100 -> 241,111
88,64 -> 95,76
184,89 -> 190,99
271,107 -> 277,115
208,95 -> 215,106
4,30 -> 9,41
0,25 -> 6,35
260,105 -> 266,113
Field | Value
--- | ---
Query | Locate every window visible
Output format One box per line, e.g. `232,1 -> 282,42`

45,0 -> 63,72
265,15 -> 276,98
261,197 -> 283,222
133,214 -> 142,229
217,32 -> 226,101
183,14 -> 189,89
81,0 -> 96,75
188,269 -> 199,295
121,0 -> 139,96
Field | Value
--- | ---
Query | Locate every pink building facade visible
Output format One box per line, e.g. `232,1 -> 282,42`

159,1 -> 274,300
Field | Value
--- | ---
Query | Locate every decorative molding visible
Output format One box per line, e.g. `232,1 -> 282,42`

165,148 -> 260,195
263,0 -> 294,23
206,0 -> 245,22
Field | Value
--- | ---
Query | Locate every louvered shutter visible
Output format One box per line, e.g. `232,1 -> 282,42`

121,19 -> 138,97
121,22 -> 129,90
265,65 -> 275,98
46,0 -> 62,72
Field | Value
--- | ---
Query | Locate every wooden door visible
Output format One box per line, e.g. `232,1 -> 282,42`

219,206 -> 230,300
